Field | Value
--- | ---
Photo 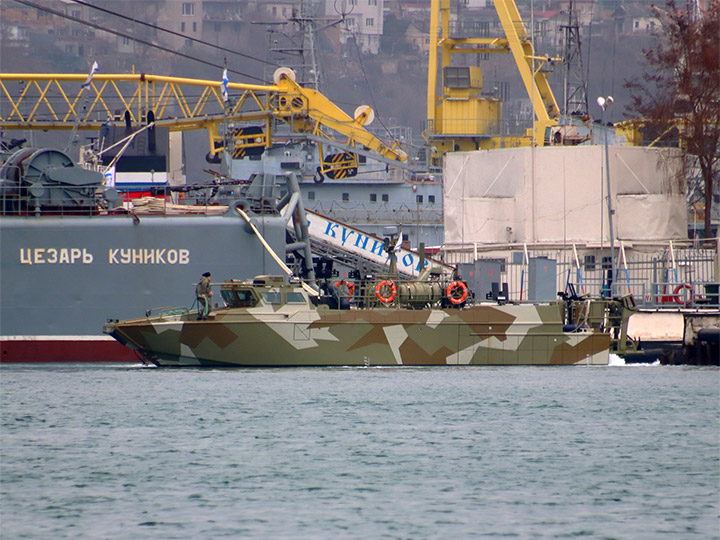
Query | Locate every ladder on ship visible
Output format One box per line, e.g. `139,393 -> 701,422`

288,232 -> 411,281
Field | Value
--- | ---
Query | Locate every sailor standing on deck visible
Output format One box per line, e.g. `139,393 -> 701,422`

196,272 -> 213,320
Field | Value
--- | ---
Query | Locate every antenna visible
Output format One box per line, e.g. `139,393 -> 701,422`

257,0 -> 339,90
560,0 -> 588,120
293,0 -> 323,90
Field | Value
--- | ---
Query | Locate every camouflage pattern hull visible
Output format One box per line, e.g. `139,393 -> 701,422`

106,293 -> 610,367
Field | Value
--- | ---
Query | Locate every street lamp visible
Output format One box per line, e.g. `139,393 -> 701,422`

597,96 -> 615,297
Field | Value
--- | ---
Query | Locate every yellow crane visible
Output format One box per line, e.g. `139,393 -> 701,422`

425,0 -> 562,163
0,70 -> 408,176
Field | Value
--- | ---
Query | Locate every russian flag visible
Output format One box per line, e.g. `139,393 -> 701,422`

221,68 -> 229,103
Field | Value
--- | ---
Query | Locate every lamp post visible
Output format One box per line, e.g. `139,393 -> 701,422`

597,96 -> 615,297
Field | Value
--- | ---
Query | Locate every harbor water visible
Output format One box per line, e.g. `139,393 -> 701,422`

1,362 -> 718,539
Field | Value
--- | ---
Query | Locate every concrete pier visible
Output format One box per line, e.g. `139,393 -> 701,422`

628,310 -> 720,365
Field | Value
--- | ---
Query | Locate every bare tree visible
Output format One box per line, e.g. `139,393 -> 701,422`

625,0 -> 720,238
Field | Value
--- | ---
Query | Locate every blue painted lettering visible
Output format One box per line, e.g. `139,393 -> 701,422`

369,240 -> 384,256
341,228 -> 355,246
324,222 -> 338,238
353,234 -> 369,250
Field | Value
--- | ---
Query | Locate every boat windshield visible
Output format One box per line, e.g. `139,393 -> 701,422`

221,289 -> 258,308
286,292 -> 306,304
262,291 -> 281,304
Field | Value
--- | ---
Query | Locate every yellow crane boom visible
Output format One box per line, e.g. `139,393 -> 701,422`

0,71 -> 407,165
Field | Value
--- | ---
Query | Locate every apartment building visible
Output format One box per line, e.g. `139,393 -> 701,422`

330,0 -> 384,54
155,0 -> 204,49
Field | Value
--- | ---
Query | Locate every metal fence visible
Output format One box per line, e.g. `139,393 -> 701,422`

0,182 -> 227,217
303,201 -> 443,225
441,242 -> 720,308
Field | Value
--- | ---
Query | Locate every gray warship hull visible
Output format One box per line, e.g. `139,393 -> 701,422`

0,211 -> 286,362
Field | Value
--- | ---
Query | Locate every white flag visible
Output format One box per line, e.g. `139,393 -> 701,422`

221,68 -> 229,103
104,165 -> 116,188
81,61 -> 99,89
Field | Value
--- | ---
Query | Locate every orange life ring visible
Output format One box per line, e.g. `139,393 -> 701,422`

446,281 -> 469,305
334,280 -> 355,299
673,283 -> 693,306
375,280 -> 397,304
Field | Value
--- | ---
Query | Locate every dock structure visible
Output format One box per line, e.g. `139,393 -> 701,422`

628,309 -> 720,365
439,238 -> 719,365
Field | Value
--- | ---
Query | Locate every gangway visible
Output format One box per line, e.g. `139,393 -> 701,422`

296,209 -> 454,279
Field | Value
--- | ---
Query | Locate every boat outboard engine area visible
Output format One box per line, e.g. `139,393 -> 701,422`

0,146 -> 118,215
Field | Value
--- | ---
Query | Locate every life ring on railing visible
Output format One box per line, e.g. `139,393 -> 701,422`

375,280 -> 397,304
335,280 -> 355,299
446,281 -> 469,305
673,283 -> 693,306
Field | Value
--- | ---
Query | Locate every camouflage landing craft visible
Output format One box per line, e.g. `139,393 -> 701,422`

104,274 -> 638,367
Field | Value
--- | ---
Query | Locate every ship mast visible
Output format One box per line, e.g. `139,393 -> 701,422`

560,0 -> 588,120
262,0 -> 327,90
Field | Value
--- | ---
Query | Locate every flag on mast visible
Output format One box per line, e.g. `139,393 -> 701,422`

81,61 -> 99,90
221,68 -> 229,103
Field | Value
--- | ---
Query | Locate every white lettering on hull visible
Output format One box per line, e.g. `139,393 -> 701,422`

20,248 -> 189,265
20,248 -> 94,265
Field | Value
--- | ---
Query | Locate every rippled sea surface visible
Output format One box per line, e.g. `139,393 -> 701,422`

1,363 -> 718,540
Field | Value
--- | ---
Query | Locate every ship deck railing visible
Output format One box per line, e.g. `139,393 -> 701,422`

303,201 -> 443,225
0,185 -> 246,217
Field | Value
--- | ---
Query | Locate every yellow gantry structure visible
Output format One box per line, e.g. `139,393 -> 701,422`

0,72 -> 407,164
425,0 -> 561,159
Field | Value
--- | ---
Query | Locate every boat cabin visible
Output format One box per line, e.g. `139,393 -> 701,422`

220,275 -> 310,309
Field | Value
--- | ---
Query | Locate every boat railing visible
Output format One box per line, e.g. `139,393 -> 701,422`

77,160 -> 109,175
566,280 -> 649,302
0,182 -> 239,217
322,274 -> 470,310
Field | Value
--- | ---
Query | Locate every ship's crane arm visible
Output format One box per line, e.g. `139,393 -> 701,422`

0,72 -> 408,166
272,76 -> 407,163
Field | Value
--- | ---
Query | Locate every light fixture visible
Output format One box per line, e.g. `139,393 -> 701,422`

597,96 -> 614,111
